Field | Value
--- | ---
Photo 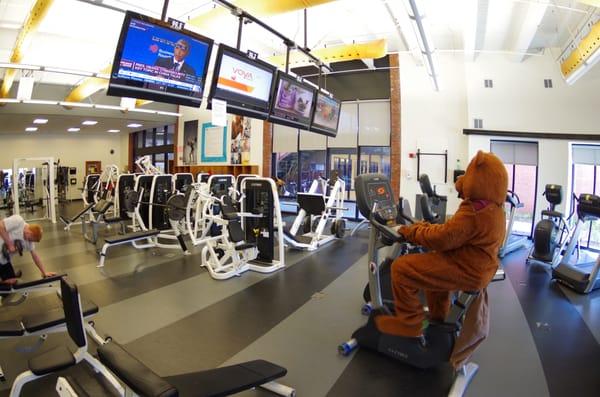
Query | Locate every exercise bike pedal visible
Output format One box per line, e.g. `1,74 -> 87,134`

361,302 -> 373,316
338,338 -> 358,356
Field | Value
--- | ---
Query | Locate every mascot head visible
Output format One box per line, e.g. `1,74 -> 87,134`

455,151 -> 508,206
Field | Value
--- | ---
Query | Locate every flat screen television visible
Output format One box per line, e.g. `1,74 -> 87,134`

207,44 -> 277,120
310,91 -> 341,137
268,71 -> 316,130
107,11 -> 214,107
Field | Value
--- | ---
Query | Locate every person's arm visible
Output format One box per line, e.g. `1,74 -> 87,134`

30,250 -> 56,278
0,217 -> 17,253
399,201 -> 477,252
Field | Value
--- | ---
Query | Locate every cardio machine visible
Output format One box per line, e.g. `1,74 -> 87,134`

498,190 -> 528,257
552,193 -> 600,294
339,174 -> 484,397
526,184 -> 572,267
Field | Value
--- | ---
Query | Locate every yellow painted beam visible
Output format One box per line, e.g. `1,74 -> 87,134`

561,20 -> 600,78
64,64 -> 112,103
577,1 -> 600,7
268,39 -> 387,69
135,99 -> 153,107
188,0 -> 338,27
1,0 -> 55,98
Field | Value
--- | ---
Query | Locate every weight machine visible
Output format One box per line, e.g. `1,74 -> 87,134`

12,157 -> 56,223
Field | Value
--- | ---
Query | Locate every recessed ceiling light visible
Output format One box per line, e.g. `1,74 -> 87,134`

82,120 -> 98,125
68,127 -> 80,132
107,129 -> 120,133
127,123 -> 143,128
25,127 -> 38,132
33,118 -> 48,124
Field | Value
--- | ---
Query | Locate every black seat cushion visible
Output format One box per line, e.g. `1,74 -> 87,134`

234,243 -> 256,251
227,221 -> 245,243
104,230 -> 159,244
13,273 -> 66,289
22,299 -> 98,333
164,359 -> 286,397
104,216 -> 125,224
29,345 -> 75,375
97,342 -> 178,397
0,319 -> 25,336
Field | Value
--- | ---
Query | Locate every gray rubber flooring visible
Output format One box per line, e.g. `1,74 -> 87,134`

0,203 -> 598,396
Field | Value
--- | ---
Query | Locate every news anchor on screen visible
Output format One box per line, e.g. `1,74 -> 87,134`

155,39 -> 197,77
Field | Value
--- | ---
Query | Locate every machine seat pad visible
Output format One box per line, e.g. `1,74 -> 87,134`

14,274 -> 66,290
0,319 -> 25,336
234,243 -> 256,251
165,359 -> 287,397
104,216 -> 125,224
22,299 -> 98,333
104,230 -> 159,244
97,341 -> 178,397
29,345 -> 75,375
0,284 -> 11,292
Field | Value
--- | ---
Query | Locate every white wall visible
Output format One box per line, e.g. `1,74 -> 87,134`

0,133 -> 123,200
177,105 -> 264,174
400,53 -> 469,214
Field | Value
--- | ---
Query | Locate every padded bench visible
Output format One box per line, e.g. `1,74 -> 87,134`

98,229 -> 160,268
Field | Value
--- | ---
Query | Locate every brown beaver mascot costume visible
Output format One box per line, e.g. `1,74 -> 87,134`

375,150 -> 508,367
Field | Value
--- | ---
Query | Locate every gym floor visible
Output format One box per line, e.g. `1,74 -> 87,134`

0,203 -> 599,396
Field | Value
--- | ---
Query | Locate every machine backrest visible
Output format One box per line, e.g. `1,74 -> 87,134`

60,277 -> 87,348
419,195 -> 439,223
174,174 -> 193,193
419,174 -> 435,197
297,193 -> 326,215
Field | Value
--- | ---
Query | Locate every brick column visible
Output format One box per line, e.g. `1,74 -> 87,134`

389,53 -> 401,200
262,121 -> 273,177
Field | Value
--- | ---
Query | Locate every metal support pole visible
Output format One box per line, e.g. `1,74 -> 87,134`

161,0 -> 169,22
236,16 -> 244,50
285,46 -> 291,74
304,8 -> 307,49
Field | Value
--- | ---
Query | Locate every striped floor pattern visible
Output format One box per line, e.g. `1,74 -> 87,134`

0,205 -> 599,396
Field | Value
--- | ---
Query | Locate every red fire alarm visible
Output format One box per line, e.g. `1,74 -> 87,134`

408,153 -> 416,158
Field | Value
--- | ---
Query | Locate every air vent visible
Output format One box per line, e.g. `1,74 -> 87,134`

544,79 -> 553,88
484,79 -> 493,88
474,119 -> 483,129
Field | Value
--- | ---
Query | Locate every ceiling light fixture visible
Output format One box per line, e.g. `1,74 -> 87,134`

127,123 -> 143,128
25,127 -> 38,132
33,118 -> 48,124
82,120 -> 98,125
68,127 -> 80,132
107,129 -> 120,133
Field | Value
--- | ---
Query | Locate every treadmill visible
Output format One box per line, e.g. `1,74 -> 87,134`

498,190 -> 529,258
552,194 -> 600,294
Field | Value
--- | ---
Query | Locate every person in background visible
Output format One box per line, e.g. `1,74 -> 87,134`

0,215 -> 56,284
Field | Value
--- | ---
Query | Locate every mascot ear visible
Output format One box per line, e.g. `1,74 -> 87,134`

475,150 -> 486,166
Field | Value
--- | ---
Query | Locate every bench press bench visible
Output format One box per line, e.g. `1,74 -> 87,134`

97,229 -> 160,267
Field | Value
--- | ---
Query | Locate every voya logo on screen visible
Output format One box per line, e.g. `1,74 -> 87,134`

230,67 -> 254,82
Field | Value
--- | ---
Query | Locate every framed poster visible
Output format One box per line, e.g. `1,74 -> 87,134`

200,122 -> 227,163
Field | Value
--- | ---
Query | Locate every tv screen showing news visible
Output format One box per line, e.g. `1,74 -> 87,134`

269,71 -> 316,130
208,44 -> 277,119
310,91 -> 341,137
108,11 -> 214,107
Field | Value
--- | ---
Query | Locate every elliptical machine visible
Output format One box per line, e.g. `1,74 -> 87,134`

498,190 -> 528,257
526,184 -> 572,267
339,174 -> 483,397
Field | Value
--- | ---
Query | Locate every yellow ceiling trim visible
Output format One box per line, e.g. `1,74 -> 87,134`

560,20 -> 600,77
188,0 -> 338,27
64,64 -> 112,103
1,0 -> 55,98
135,99 -> 153,107
577,1 -> 600,7
268,39 -> 387,69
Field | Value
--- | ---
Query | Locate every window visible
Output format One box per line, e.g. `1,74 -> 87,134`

132,125 -> 175,173
155,127 -> 165,146
144,130 -> 154,147
571,145 -> 600,249
166,125 -> 174,145
491,140 -> 539,236
274,152 -> 298,198
330,148 -> 358,218
299,151 -> 326,193
359,147 -> 390,177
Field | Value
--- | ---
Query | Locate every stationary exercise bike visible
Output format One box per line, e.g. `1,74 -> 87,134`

339,174 -> 483,397
526,184 -> 573,267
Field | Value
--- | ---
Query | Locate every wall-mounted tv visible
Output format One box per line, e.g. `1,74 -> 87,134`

269,71 -> 316,130
207,44 -> 277,120
107,11 -> 214,107
310,91 -> 341,137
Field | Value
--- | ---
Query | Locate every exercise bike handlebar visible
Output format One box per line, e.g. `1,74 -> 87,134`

369,215 -> 406,245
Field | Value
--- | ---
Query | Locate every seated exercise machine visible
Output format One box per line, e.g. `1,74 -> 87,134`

338,173 -> 487,397
498,190 -> 528,258
283,171 -> 346,251
526,184 -> 573,267
173,172 -> 193,194
415,174 -> 447,223
11,276 -> 295,397
201,177 -> 285,280
552,193 -> 600,294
